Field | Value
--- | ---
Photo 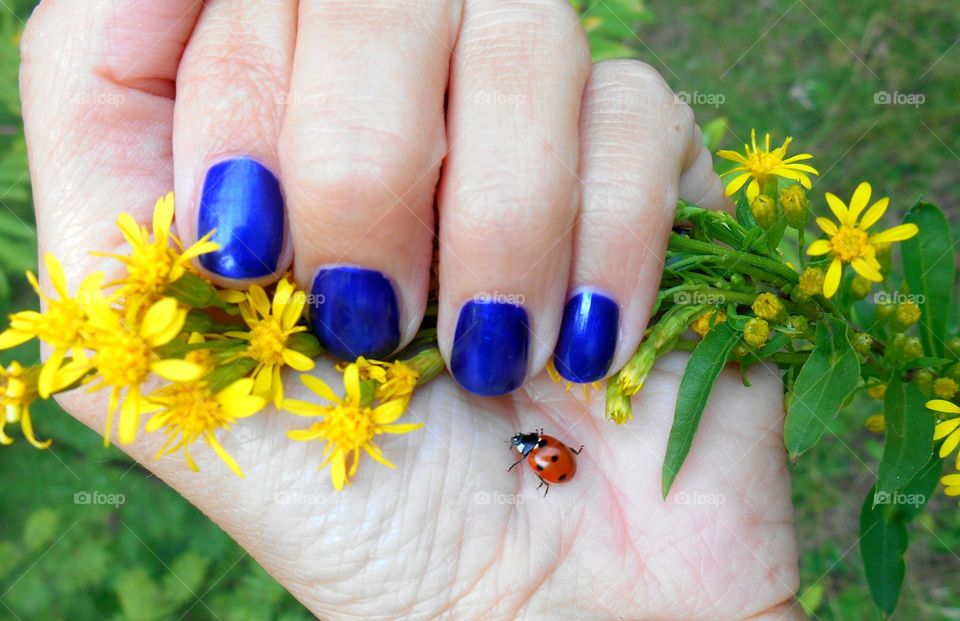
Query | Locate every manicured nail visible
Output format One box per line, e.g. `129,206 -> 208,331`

553,290 -> 619,383
451,300 -> 529,396
310,266 -> 400,360
198,157 -> 285,279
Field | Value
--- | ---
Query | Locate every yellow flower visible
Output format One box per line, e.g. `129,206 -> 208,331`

546,359 -> 602,398
690,309 -> 727,338
101,193 -> 218,310
146,378 -> 266,477
931,400 -> 960,468
744,317 -> 770,348
375,360 -> 420,402
941,473 -> 960,497
865,414 -> 885,433
895,302 -> 921,329
934,378 -> 958,400
798,267 -> 825,297
283,365 -> 423,490
0,254 -> 104,398
0,362 -> 50,448
718,129 -> 819,200
867,384 -> 887,400
81,297 -> 203,445
227,276 -> 315,407
752,293 -> 786,322
337,356 -> 387,383
807,182 -> 918,298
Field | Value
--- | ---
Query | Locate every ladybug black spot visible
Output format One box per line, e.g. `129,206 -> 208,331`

559,473 -> 568,481
538,439 -> 547,448
536,464 -> 544,471
550,455 -> 558,462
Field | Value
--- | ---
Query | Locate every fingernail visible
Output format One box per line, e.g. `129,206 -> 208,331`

310,266 -> 400,360
198,157 -> 285,279
451,300 -> 529,396
553,290 -> 619,383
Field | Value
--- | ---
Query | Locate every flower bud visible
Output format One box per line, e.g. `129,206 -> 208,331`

914,369 -> 934,396
408,348 -> 444,386
894,301 -> 921,329
865,414 -> 885,433
744,318 -> 770,349
690,309 -> 727,338
851,332 -> 874,355
947,362 -> 960,383
867,384 -> 887,399
779,185 -> 809,229
934,377 -> 958,400
750,194 -> 778,229
752,292 -> 786,322
798,267 -> 825,298
947,336 -> 960,358
849,276 -> 873,300
605,379 -> 633,424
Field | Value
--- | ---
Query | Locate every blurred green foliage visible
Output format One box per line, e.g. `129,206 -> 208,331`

1,1 -> 957,619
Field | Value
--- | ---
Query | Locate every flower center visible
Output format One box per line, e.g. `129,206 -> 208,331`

160,383 -> 229,435
325,403 -> 376,452
248,320 -> 287,366
34,299 -> 84,348
745,150 -> 784,179
126,243 -> 177,297
830,225 -> 869,262
94,332 -> 152,388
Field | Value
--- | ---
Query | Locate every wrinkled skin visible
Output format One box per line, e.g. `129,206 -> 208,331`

19,1 -> 804,618
51,355 -> 802,620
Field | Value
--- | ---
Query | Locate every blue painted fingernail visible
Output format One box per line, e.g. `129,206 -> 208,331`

553,290 -> 619,383
451,300 -> 529,396
310,267 -> 400,360
198,157 -> 285,279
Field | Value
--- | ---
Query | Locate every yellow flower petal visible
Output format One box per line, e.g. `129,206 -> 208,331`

939,429 -> 960,458
381,422 -> 424,434
363,443 -> 396,469
140,297 -> 183,345
825,192 -> 849,224
0,329 -> 35,350
330,453 -> 347,490
43,253 -> 70,299
928,400 -> 960,415
151,359 -> 203,382
724,172 -> 752,196
823,258 -> 842,298
373,399 -> 406,425
851,258 -> 883,282
934,418 -> 960,440
815,217 -> 838,236
37,348 -> 66,399
745,180 -> 760,201
301,374 -> 340,404
205,432 -> 244,477
869,223 -> 919,245
217,378 -> 256,402
846,182 -> 872,225
118,391 -> 143,444
343,364 -> 361,403
858,197 -> 889,230
282,399 -> 329,417
941,474 -> 960,486
282,349 -> 315,372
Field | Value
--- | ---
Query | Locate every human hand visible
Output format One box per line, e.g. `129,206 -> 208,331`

20,0 -> 801,618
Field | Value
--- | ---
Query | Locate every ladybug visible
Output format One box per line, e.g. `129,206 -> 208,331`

508,429 -> 583,495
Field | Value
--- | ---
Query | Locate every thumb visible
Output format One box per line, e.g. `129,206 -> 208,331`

20,0 -> 201,282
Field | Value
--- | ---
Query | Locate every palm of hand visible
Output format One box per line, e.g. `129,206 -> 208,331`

62,353 -> 801,620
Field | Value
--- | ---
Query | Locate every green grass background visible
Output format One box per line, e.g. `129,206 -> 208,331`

1,1 -> 958,618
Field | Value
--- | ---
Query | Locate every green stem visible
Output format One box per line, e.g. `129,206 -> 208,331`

668,233 -> 800,286
797,227 -> 806,270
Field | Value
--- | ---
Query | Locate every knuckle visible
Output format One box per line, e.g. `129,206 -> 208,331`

589,59 -> 675,110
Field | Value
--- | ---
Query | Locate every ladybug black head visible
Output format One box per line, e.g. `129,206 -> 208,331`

510,432 -> 541,456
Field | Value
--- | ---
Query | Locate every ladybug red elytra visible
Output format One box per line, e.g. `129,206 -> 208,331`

508,429 -> 583,495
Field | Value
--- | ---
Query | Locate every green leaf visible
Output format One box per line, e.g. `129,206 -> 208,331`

163,551 -> 210,607
735,194 -> 756,228
877,377 -> 934,495
661,322 -> 740,497
784,316 -> 860,458
859,486 -> 906,616
115,568 -> 168,621
901,201 -> 955,356
893,451 -> 942,522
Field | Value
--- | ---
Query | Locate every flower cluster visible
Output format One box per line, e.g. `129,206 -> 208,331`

0,192 -> 436,483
